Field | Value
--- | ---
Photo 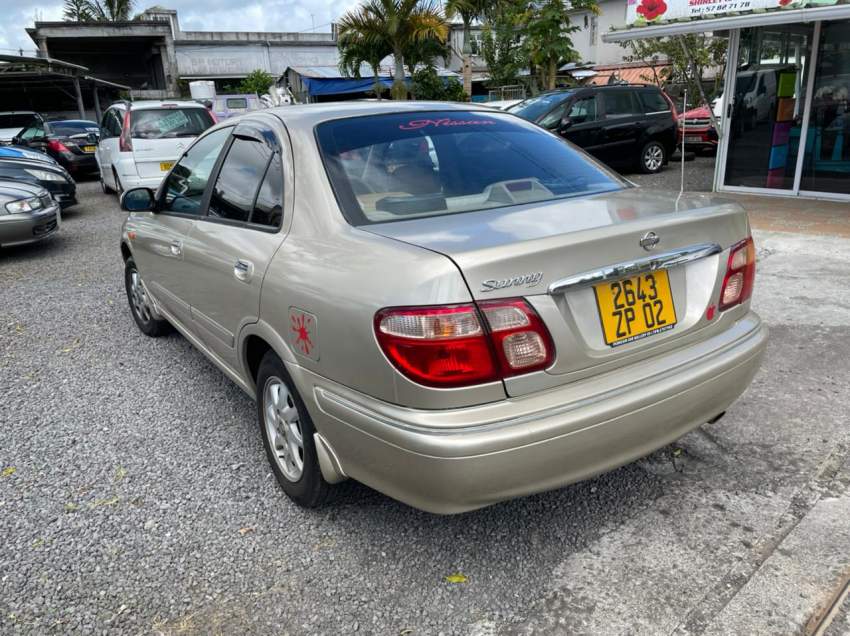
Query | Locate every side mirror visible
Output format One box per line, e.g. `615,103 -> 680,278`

121,187 -> 155,212
11,136 -> 22,146
559,116 -> 573,132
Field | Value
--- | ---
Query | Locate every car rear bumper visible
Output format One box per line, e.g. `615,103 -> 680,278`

295,311 -> 767,514
58,152 -> 99,174
679,126 -> 718,147
0,204 -> 60,247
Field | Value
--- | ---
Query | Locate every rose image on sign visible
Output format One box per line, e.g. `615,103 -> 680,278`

636,0 -> 668,21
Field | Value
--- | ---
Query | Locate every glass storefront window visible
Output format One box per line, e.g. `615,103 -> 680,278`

798,21 -> 850,195
724,25 -> 814,190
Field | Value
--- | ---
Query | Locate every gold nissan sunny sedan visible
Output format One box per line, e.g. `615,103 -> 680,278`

119,102 -> 766,514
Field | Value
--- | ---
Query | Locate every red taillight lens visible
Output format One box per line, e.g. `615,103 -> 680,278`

119,110 -> 133,152
47,139 -> 71,154
375,304 -> 497,388
719,236 -> 756,311
374,299 -> 554,388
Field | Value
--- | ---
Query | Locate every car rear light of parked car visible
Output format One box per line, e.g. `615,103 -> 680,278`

719,236 -> 756,311
47,139 -> 71,154
119,110 -> 133,152
374,299 -> 554,388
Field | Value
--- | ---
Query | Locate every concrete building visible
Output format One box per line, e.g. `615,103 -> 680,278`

26,6 -> 339,99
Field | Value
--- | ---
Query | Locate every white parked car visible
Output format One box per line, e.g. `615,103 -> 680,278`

96,100 -> 215,194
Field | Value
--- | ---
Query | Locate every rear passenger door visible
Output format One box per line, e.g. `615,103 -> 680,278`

97,109 -> 122,187
180,120 -> 287,368
599,89 -> 644,165
636,88 -> 676,154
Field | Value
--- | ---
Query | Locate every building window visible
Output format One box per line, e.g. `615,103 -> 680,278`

590,16 -> 599,44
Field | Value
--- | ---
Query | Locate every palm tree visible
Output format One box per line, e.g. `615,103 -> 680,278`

445,0 -> 487,98
337,0 -> 449,100
88,0 -> 135,21
338,35 -> 392,99
63,0 -> 93,21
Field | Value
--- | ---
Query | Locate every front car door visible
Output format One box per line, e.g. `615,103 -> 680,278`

599,89 -> 644,166
560,93 -> 604,158
180,118 -> 288,368
130,126 -> 232,328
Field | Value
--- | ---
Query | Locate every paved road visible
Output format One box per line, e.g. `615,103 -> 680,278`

1,181 -> 848,634
627,152 -> 716,193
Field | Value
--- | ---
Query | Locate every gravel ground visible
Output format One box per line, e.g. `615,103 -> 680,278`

1,179 -> 848,635
626,151 -> 716,193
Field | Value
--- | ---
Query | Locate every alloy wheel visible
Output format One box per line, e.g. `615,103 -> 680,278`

644,144 -> 664,172
263,377 -> 305,482
129,269 -> 152,324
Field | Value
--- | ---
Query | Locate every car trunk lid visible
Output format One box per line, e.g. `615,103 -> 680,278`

128,107 -> 213,179
364,188 -> 751,395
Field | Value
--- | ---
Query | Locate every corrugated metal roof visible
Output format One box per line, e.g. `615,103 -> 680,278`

287,63 -> 460,80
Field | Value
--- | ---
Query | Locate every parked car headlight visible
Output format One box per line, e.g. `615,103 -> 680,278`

5,196 -> 44,214
24,168 -> 65,182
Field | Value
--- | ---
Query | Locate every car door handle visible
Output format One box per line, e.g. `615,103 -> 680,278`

234,258 -> 254,282
170,240 -> 183,257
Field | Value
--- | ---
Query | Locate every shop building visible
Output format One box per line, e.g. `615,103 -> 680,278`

605,2 -> 850,201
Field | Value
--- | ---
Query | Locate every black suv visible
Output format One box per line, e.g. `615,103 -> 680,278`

510,85 -> 678,174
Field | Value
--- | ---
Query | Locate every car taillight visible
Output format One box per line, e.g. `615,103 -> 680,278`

119,110 -> 133,152
47,139 -> 70,154
719,236 -> 756,311
374,299 -> 554,388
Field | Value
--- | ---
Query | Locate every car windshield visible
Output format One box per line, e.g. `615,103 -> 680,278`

0,114 -> 38,129
130,108 -> 214,139
510,92 -> 573,122
316,111 -> 624,226
48,121 -> 99,136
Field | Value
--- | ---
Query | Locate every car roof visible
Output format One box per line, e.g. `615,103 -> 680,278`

109,100 -> 208,111
263,100 -> 498,131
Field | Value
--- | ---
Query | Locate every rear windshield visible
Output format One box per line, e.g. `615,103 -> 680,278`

510,92 -> 573,122
0,114 -> 38,129
48,121 -> 99,136
316,111 -> 624,225
130,108 -> 214,140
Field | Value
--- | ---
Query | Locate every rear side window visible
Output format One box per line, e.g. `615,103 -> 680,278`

101,110 -> 122,138
208,137 -> 272,223
130,108 -> 214,140
316,111 -> 624,226
604,90 -> 641,118
639,89 -> 670,113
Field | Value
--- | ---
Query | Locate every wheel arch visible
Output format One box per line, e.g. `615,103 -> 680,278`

120,240 -> 132,262
239,321 -> 298,393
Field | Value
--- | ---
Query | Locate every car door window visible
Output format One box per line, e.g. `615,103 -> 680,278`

160,126 -> 231,216
638,89 -> 670,114
19,123 -> 45,140
538,101 -> 569,129
250,152 -> 284,229
567,96 -> 598,124
207,136 -> 272,223
604,90 -> 641,118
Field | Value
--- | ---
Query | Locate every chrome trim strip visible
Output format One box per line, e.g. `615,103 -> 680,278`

547,242 -> 722,295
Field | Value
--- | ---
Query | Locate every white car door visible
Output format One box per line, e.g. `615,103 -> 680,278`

96,109 -> 122,188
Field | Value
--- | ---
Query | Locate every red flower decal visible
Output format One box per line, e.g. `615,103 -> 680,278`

291,312 -> 314,356
636,0 -> 667,21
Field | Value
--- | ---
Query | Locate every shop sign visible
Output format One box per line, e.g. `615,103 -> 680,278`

627,0 -> 838,25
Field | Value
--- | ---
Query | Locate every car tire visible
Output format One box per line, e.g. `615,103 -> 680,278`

639,140 -> 666,174
100,174 -> 113,194
256,351 -> 331,508
124,257 -> 171,337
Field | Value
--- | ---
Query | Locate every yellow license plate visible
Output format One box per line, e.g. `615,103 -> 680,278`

82,145 -> 96,153
594,270 -> 677,347
159,161 -> 174,172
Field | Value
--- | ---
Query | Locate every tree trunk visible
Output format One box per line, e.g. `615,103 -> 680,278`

462,22 -> 473,98
391,50 -> 407,100
371,62 -> 382,100
547,59 -> 557,90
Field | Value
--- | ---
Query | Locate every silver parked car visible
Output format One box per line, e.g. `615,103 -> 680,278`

119,102 -> 767,514
0,180 -> 60,248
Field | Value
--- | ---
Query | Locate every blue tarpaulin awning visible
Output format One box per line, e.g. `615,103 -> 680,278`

302,76 -> 394,96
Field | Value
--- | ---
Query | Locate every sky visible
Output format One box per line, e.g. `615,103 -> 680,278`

0,0 -> 360,56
